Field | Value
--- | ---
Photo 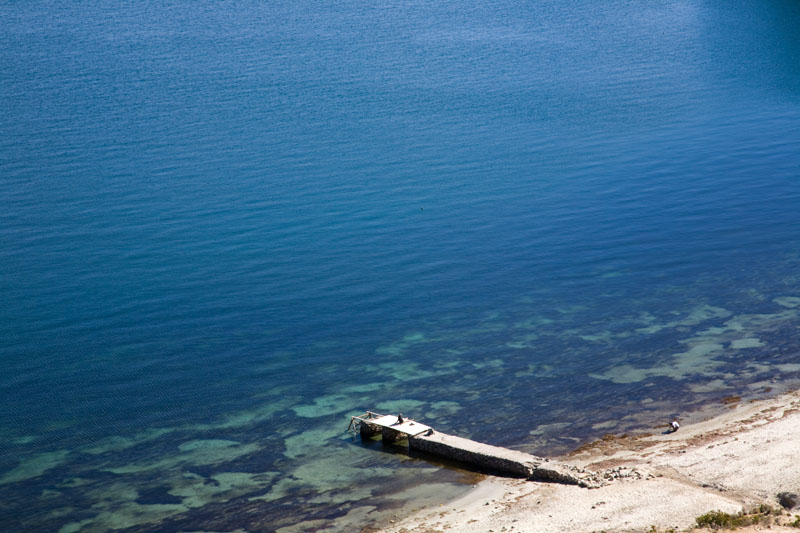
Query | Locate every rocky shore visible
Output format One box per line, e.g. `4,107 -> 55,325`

378,390 -> 800,533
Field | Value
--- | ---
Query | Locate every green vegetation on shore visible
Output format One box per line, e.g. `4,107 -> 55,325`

694,504 -> 798,530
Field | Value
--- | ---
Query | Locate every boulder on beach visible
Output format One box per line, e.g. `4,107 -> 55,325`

777,492 -> 800,510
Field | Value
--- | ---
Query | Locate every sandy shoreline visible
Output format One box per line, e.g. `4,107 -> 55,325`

377,390 -> 800,533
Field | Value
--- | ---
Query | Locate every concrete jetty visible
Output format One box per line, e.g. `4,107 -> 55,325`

348,412 -> 600,488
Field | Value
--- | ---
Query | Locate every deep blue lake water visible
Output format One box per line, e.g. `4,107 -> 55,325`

2,0 -> 800,530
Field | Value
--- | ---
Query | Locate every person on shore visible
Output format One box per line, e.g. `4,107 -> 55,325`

397,413 -> 404,424
670,418 -> 680,432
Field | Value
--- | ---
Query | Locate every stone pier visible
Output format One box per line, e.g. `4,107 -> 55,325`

409,430 -> 598,487
349,412 -> 600,488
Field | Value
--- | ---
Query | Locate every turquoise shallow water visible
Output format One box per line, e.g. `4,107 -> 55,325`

2,0 -> 800,530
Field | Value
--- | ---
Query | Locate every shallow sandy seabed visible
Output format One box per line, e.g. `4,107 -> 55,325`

379,390 -> 800,533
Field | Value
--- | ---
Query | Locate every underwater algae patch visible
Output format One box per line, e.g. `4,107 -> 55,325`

375,332 -> 429,357
168,471 -> 277,508
590,342 -> 725,384
45,394 -> 457,532
0,393 -> 315,532
774,296 -> 800,308
730,337 -> 764,349
81,429 -> 175,456
99,439 -> 261,475
55,470 -> 276,533
292,394 -> 363,418
590,301 -> 800,385
634,304 -> 732,335
0,450 -> 70,485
